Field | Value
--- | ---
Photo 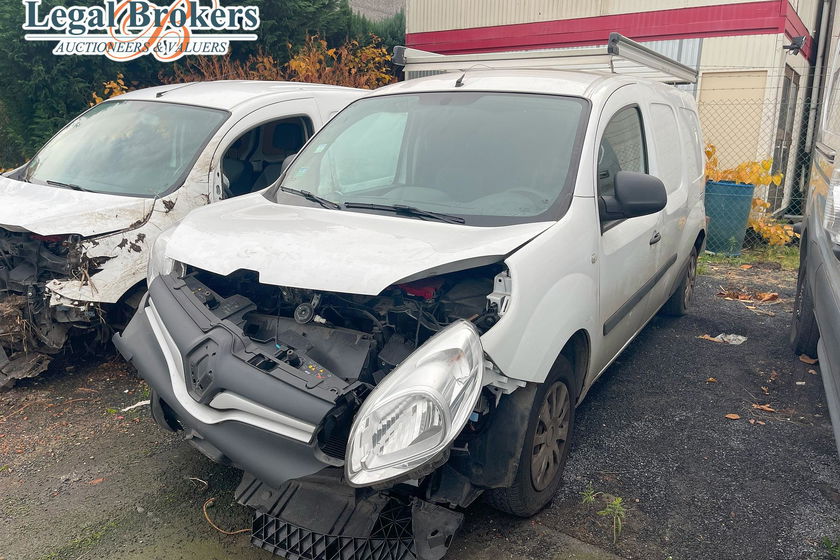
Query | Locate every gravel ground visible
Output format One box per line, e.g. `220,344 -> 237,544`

0,261 -> 838,560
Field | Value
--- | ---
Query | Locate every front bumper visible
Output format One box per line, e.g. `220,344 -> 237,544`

114,277 -> 466,560
113,283 -> 339,488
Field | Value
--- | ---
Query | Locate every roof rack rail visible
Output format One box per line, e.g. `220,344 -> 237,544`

393,32 -> 697,85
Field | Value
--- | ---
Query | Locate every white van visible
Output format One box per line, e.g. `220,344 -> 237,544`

0,81 -> 364,387
116,38 -> 705,560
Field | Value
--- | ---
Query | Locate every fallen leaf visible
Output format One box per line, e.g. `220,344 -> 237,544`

699,334 -> 723,343
808,369 -> 818,375
748,418 -> 756,424
769,370 -> 779,382
740,264 -> 753,270
757,421 -> 766,425
706,377 -> 718,383
88,478 -> 105,485
799,354 -> 818,365
761,386 -> 769,395
756,292 -> 779,302
725,413 -> 741,420
752,403 -> 777,413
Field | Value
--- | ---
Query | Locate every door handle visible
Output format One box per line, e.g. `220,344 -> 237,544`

649,231 -> 662,245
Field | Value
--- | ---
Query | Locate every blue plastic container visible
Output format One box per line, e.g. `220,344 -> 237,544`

704,181 -> 756,256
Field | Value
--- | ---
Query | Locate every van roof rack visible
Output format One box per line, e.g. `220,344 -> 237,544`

393,32 -> 697,85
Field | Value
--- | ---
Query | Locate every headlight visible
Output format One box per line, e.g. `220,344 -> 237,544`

147,228 -> 179,286
346,320 -> 484,487
825,180 -> 840,245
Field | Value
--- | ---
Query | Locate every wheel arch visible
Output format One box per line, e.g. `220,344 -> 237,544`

558,329 -> 590,403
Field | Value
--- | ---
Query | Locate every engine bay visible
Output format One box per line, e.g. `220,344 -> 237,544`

184,262 -> 509,386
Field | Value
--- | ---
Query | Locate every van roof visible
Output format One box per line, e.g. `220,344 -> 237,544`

117,80 -> 363,110
366,69 -> 669,100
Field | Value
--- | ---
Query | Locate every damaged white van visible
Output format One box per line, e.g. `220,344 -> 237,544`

0,81 -> 364,387
116,38 -> 705,560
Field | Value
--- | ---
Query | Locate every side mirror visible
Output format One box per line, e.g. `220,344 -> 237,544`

280,153 -> 298,175
599,171 -> 667,221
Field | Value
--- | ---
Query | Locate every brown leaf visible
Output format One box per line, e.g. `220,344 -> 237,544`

808,369 -> 818,375
757,421 -> 766,425
799,354 -> 818,365
740,264 -> 753,270
748,419 -> 756,424
88,478 -> 105,485
706,377 -> 718,383
752,403 -> 777,413
698,334 -> 723,343
724,413 -> 741,420
755,292 -> 779,302
761,386 -> 769,395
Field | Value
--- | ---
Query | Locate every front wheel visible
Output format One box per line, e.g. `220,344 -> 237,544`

485,359 -> 576,517
660,247 -> 698,316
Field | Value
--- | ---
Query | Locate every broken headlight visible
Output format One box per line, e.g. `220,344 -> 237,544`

346,320 -> 484,487
147,228 -> 182,286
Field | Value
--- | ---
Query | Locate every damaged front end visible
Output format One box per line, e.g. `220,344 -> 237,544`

0,228 -> 108,388
115,262 -> 516,560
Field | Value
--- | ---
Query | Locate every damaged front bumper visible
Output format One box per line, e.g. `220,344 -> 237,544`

114,276 -> 473,560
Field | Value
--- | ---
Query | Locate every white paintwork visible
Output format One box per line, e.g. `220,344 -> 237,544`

166,193 -> 555,296
156,69 -> 706,398
0,176 -> 152,237
1,81 -> 365,307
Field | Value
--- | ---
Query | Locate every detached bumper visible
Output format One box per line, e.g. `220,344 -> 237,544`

113,290 -> 334,488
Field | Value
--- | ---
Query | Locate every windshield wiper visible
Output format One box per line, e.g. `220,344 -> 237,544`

279,186 -> 341,210
46,179 -> 87,192
343,202 -> 466,224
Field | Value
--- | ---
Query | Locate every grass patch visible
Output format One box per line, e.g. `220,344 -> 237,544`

824,536 -> 840,559
699,245 -> 800,272
38,520 -> 118,560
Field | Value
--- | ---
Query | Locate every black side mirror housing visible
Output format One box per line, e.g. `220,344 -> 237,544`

599,171 -> 667,221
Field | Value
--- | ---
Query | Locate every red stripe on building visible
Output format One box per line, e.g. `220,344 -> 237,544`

406,0 -> 812,60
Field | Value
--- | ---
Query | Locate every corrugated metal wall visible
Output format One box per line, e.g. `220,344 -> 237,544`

406,0 -> 764,33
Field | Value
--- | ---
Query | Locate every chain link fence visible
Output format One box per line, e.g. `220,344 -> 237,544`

696,94 -> 816,255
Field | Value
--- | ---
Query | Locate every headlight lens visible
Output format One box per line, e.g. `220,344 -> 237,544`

147,228 -> 178,286
346,320 -> 484,486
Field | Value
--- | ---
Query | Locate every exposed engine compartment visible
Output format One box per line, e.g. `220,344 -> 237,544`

186,262 -> 508,385
0,228 -> 108,388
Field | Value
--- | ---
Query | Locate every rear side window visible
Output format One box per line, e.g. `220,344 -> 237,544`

678,107 -> 703,180
650,103 -> 682,193
598,106 -> 647,197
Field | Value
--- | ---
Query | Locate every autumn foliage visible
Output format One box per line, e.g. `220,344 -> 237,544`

704,144 -> 797,246
158,35 -> 395,89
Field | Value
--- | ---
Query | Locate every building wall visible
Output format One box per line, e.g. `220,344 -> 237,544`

407,0 -> 764,34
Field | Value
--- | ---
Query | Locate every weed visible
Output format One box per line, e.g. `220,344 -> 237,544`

38,520 -> 117,560
699,245 -> 800,271
598,497 -> 627,544
823,536 -> 840,559
580,482 -> 602,505
139,383 -> 151,400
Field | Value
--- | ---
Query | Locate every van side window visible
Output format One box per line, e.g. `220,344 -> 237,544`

678,107 -> 703,180
221,116 -> 313,198
598,107 -> 647,197
650,103 -> 682,193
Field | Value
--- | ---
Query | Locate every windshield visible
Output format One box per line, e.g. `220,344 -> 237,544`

24,100 -> 227,197
274,92 -> 588,225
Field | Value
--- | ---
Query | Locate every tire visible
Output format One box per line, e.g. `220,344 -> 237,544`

790,264 -> 820,357
660,247 -> 698,317
485,358 -> 576,517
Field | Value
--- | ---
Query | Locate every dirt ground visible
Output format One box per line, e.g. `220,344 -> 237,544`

1,260 -> 839,560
